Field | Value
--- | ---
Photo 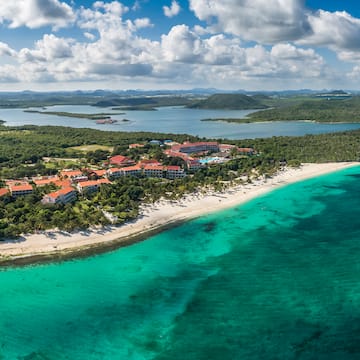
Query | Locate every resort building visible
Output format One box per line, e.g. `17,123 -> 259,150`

107,167 -> 122,179
41,187 -> 77,205
163,149 -> 202,171
60,170 -> 88,183
32,176 -> 72,188
107,165 -> 142,179
166,166 -> 185,179
9,184 -> 33,197
219,144 -> 237,152
129,143 -> 145,149
143,165 -> 165,178
5,180 -> 29,187
138,159 -> 162,167
121,166 -> 143,177
237,148 -> 255,155
86,169 -> 107,179
32,176 -> 59,187
186,159 -> 202,170
171,141 -> 219,154
109,155 -> 135,167
77,178 -> 111,193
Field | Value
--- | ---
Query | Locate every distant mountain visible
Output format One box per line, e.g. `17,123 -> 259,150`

188,93 -> 268,110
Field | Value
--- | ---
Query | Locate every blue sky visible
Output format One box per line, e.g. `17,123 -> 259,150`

1,0 -> 360,91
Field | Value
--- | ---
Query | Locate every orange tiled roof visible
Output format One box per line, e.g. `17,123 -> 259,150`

109,155 -> 134,165
33,177 -> 60,186
5,180 -> 29,186
97,178 -> 111,184
166,165 -> 181,171
144,165 -> 164,171
139,159 -> 162,166
47,186 -> 75,199
60,169 -> 83,177
0,188 -> 9,197
9,184 -> 33,192
55,179 -> 72,188
92,169 -> 107,177
79,179 -> 111,188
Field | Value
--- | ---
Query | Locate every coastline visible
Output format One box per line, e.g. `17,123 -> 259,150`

0,162 -> 358,267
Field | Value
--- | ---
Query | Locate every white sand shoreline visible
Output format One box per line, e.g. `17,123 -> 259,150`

1,162 -> 359,263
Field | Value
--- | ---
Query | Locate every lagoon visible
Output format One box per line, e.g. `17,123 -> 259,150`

1,105 -> 360,139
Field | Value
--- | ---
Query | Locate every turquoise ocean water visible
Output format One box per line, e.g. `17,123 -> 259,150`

1,166 -> 360,359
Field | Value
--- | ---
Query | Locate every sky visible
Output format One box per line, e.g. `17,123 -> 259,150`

1,0 -> 360,91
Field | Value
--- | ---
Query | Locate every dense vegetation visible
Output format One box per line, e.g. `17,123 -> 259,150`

0,92 -> 193,109
94,96 -> 192,109
0,124 -> 359,239
247,97 -> 360,122
189,94 -> 268,110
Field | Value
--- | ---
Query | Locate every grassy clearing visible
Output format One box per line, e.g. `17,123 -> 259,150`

0,130 -> 33,136
69,144 -> 114,152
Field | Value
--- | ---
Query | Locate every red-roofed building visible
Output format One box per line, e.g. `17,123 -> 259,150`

129,143 -> 145,149
138,159 -> 162,167
55,179 -> 72,188
143,165 -> 165,178
85,169 -> 107,179
9,184 -> 33,197
0,188 -> 9,197
33,176 -> 60,187
109,155 -> 135,167
107,167 -> 122,179
120,165 -> 142,177
107,165 -> 142,178
186,159 -> 202,170
60,169 -> 88,183
219,144 -> 237,152
77,178 -> 111,193
41,187 -> 77,205
60,169 -> 83,178
171,142 -> 219,154
166,165 -> 185,179
91,169 -> 107,178
237,147 -> 255,155
5,179 -> 29,187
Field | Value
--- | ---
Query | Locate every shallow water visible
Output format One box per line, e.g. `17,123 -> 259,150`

1,166 -> 360,359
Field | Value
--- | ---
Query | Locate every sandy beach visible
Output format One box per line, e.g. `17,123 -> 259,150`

0,162 -> 358,265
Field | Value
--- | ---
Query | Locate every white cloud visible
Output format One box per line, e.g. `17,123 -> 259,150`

18,34 -> 74,63
301,10 -> 360,50
84,32 -> 96,41
0,0 -> 75,29
189,0 -> 360,53
163,1 -> 181,18
0,1 -> 338,90
0,42 -> 16,57
161,25 -> 201,62
134,18 -> 153,29
189,0 -> 310,43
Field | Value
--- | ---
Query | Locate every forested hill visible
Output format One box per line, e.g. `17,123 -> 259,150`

248,96 -> 360,122
188,94 -> 268,110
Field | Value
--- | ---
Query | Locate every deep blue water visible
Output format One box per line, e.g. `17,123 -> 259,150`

1,105 -> 360,139
1,166 -> 360,359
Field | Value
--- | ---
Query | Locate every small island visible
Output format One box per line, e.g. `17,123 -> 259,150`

24,110 -> 125,120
